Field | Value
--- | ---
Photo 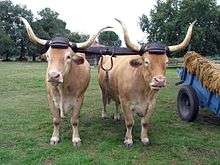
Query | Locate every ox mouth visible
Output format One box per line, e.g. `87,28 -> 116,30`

150,85 -> 165,90
48,80 -> 62,86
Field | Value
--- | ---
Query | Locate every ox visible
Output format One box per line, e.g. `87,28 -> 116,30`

98,19 -> 196,147
20,17 -> 110,146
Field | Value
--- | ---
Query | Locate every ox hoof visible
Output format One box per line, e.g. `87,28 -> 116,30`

50,136 -> 59,145
113,114 -> 120,121
124,139 -> 133,148
72,137 -> 81,147
141,138 -> 150,145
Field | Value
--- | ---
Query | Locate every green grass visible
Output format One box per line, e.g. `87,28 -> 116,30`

0,62 -> 220,165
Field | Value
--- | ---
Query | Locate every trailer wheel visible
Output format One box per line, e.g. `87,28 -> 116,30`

177,85 -> 199,122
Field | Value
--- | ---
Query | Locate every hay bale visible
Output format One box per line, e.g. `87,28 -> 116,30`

183,51 -> 220,95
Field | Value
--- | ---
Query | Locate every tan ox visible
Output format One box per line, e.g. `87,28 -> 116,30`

20,17 -> 110,146
98,19 -> 196,147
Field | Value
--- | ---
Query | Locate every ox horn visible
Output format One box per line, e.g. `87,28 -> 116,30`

19,17 -> 48,45
115,18 -> 141,52
168,20 -> 196,52
72,26 -> 113,49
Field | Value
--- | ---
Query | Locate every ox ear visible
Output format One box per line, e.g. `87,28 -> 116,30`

129,58 -> 143,67
72,54 -> 85,65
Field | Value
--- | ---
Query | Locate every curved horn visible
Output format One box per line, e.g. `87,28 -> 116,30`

72,26 -> 113,49
115,18 -> 141,51
19,17 -> 48,45
168,20 -> 196,52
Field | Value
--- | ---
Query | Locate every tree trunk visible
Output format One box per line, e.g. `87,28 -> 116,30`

5,53 -> 10,61
18,39 -> 27,61
32,55 -> 36,62
2,51 -> 12,61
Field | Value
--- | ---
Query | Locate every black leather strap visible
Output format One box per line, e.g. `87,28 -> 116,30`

40,40 -> 50,54
165,47 -> 171,57
139,44 -> 147,55
70,43 -> 78,52
139,42 -> 170,56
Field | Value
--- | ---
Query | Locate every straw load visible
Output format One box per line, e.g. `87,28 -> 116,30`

183,51 -> 220,95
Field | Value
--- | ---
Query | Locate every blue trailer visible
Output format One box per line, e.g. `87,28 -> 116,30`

176,68 -> 220,121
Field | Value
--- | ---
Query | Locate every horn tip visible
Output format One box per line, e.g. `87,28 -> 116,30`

17,16 -> 23,20
17,16 -> 27,24
114,18 -> 121,23
105,26 -> 113,29
191,20 -> 197,26
100,26 -> 113,32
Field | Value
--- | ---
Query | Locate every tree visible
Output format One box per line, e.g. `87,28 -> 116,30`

139,0 -> 220,57
98,31 -> 122,47
216,5 -> 220,53
178,0 -> 219,55
0,0 -> 33,61
0,1 -> 91,61
68,32 -> 89,43
139,14 -> 150,34
37,8 -> 70,39
0,27 -> 14,61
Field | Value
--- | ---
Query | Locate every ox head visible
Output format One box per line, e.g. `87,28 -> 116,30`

19,17 -> 111,86
115,19 -> 196,90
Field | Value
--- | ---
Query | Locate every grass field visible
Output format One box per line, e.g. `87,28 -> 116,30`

0,62 -> 220,165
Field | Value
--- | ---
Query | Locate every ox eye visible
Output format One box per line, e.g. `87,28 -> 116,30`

144,60 -> 150,66
66,55 -> 71,60
46,54 -> 49,60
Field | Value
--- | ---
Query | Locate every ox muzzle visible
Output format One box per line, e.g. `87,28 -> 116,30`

150,75 -> 166,90
48,71 -> 64,86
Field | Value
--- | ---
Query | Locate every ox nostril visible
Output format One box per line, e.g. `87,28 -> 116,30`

154,77 -> 159,82
54,74 -> 60,79
49,72 -> 60,79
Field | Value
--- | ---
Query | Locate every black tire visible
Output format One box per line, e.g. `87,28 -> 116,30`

177,85 -> 199,122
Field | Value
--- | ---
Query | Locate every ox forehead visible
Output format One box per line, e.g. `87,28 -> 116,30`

139,42 -> 170,56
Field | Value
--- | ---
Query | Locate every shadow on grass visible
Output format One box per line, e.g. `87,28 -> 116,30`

197,110 -> 220,126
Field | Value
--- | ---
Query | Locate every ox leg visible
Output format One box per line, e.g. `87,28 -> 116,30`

121,102 -> 134,147
71,97 -> 83,147
113,102 -> 120,121
48,96 -> 61,145
141,98 -> 156,145
101,91 -> 108,119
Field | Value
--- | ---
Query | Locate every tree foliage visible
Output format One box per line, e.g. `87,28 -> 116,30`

0,0 -> 90,61
98,31 -> 121,47
0,0 -> 33,60
139,0 -> 220,56
69,32 -> 89,43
